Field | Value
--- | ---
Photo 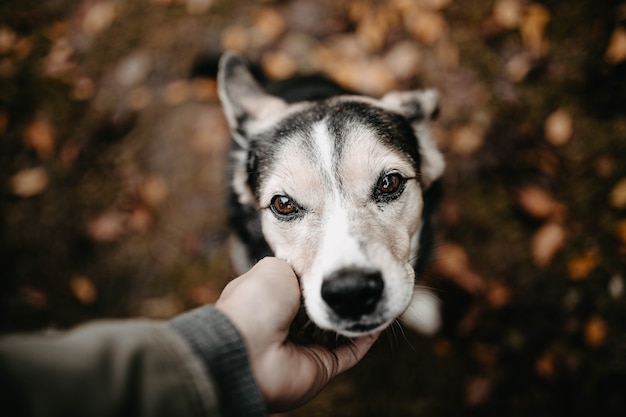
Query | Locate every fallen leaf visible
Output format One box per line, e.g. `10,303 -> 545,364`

616,220 -> 626,246
519,3 -> 550,55
465,376 -> 493,406
163,79 -> 191,106
83,1 -> 118,35
262,50 -> 298,80
544,108 -> 573,146
20,286 -> 48,310
605,28 -> 626,64
405,9 -> 447,45
608,274 -> 624,299
140,176 -> 168,207
70,276 -> 98,305
450,125 -> 485,155
486,281 -> 512,308
189,284 -> 218,306
434,242 -> 485,293
584,315 -> 607,347
115,51 -> 151,86
493,0 -> 522,29
568,249 -> 600,281
24,117 -> 55,159
505,52 -> 532,82
535,351 -> 556,378
10,167 -> 49,197
0,110 -> 8,135
253,8 -> 286,47
531,222 -> 566,267
609,178 -> 626,209
516,185 -> 562,219
87,210 -> 127,242
384,40 -> 422,81
186,0 -> 213,14
128,206 -> 153,234
0,26 -> 16,54
220,25 -> 250,53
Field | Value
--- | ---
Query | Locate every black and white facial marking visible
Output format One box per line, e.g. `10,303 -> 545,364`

219,52 -> 445,337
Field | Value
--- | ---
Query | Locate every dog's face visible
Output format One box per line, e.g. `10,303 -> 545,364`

219,53 -> 444,337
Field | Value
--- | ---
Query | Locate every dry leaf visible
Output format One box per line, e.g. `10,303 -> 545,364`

405,9 -> 447,45
531,222 -> 566,267
141,176 -> 168,207
261,50 -> 298,80
0,27 -> 16,54
535,351 -> 556,378
568,249 -> 600,281
126,86 -> 152,111
20,286 -> 48,310
220,25 -> 250,52
253,8 -> 286,47
115,51 -> 151,86
83,1 -> 118,35
87,210 -> 127,242
10,167 -> 49,197
493,0 -> 522,29
128,206 -> 153,234
516,185 -> 562,219
544,108 -> 573,146
186,0 -> 213,14
0,110 -> 9,135
189,109 -> 230,155
24,117 -> 55,159
384,41 -> 422,80
163,80 -> 191,105
70,276 -> 98,305
616,220 -> 626,246
465,376 -> 493,406
520,3 -> 550,55
605,28 -> 626,64
505,52 -> 532,82
72,76 -> 96,101
450,125 -> 484,155
434,242 -> 485,293
584,315 -> 607,347
189,284 -> 218,306
609,178 -> 626,209
486,281 -> 512,308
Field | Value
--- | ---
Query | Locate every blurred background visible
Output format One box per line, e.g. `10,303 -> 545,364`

1,0 -> 625,415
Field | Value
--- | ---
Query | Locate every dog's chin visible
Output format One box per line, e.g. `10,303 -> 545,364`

330,318 -> 391,338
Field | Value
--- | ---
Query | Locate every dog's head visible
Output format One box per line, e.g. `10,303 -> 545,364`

219,53 -> 444,337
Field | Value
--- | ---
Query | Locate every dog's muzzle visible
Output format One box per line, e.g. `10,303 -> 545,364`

321,268 -> 384,320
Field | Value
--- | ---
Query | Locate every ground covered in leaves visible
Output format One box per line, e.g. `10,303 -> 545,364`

1,0 -> 625,416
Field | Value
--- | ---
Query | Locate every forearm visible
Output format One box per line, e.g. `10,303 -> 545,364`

0,320 -> 220,417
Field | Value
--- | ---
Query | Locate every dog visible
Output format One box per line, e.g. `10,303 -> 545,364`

218,52 -> 445,340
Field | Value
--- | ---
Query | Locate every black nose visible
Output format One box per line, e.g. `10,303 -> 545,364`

321,269 -> 384,319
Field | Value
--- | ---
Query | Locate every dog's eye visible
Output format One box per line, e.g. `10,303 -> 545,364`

374,172 -> 407,203
270,195 -> 301,220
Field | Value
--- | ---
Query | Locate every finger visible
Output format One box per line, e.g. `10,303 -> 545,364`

305,332 -> 380,383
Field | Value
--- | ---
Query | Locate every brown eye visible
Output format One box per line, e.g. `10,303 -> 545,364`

373,172 -> 407,203
378,173 -> 402,194
270,195 -> 302,220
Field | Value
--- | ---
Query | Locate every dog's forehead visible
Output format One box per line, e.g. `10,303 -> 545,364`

254,99 -> 421,210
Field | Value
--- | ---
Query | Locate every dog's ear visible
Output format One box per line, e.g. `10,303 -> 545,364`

218,52 -> 287,147
381,89 -> 445,189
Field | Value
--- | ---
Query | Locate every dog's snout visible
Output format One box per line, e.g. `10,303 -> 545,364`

321,269 -> 384,319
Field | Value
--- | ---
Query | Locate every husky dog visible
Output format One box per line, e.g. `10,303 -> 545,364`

218,52 -> 445,339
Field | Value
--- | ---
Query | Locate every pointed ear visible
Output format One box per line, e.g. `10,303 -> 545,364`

217,52 -> 287,145
381,89 -> 445,188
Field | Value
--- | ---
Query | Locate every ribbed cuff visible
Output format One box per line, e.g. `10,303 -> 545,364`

169,306 -> 266,417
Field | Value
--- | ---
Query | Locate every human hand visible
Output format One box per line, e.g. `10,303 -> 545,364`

216,257 -> 379,412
